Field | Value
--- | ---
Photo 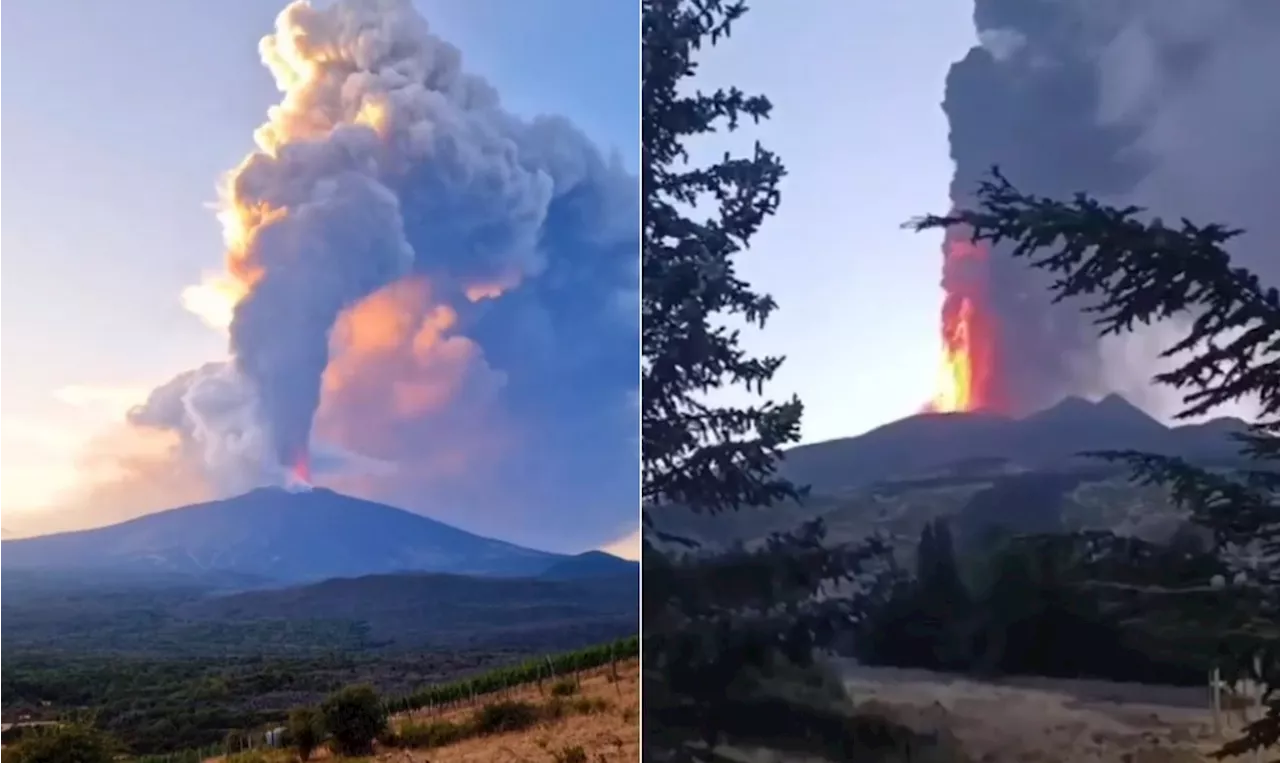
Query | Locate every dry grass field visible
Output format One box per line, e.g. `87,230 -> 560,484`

210,658 -> 638,763
726,662 -> 1267,763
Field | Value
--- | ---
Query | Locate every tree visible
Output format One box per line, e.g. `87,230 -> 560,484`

319,685 -> 386,757
642,0 -> 800,514
1,724 -> 115,763
642,1 -> 894,760
908,168 -> 1280,759
288,706 -> 323,761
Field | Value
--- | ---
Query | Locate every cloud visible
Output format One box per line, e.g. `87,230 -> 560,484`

29,0 -> 638,554
53,385 -> 151,419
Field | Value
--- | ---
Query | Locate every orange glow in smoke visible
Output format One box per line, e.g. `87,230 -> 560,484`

926,228 -> 1002,414
291,450 -> 312,484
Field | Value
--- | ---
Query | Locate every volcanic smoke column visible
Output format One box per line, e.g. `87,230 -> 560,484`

931,0 -> 1148,416
159,0 -> 637,492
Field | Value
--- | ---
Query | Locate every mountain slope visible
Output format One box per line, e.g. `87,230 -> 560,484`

180,571 -> 638,648
0,487 -> 562,582
538,550 -> 638,580
648,395 -> 1247,548
777,394 -> 1245,494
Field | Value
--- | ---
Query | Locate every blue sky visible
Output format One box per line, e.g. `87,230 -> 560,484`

692,2 -> 978,444
1,0 -> 980,552
1,0 -> 639,553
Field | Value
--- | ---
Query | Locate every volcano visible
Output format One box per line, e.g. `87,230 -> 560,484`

647,395 -> 1249,551
0,487 -> 571,583
778,394 -> 1247,494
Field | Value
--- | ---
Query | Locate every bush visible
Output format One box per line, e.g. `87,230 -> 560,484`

2,724 -> 115,763
287,706 -> 323,761
395,719 -> 468,749
320,684 -> 386,756
552,745 -> 589,763
570,696 -> 610,715
550,678 -> 579,697
470,700 -> 541,735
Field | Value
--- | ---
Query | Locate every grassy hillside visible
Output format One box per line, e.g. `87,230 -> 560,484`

129,637 -> 640,757
652,461 -> 1191,564
1,567 -> 638,757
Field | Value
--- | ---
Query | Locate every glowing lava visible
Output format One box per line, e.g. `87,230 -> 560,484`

289,450 -> 313,489
931,297 -> 976,412
927,226 -> 1003,413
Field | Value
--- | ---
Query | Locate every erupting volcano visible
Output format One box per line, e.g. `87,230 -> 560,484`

290,450 -> 312,487
927,226 -> 1004,414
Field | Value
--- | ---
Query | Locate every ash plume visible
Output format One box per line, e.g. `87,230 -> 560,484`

944,0 -> 1280,418
114,0 -> 637,550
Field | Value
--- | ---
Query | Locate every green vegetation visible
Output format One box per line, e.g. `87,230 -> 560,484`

2,636 -> 636,758
319,685 -> 385,756
0,571 -> 634,658
286,706 -> 322,761
386,695 -> 613,752
393,717 -> 468,748
641,2 -> 895,760
470,699 -> 542,735
382,635 -> 637,714
854,519 -> 1273,686
642,3 -> 1277,762
0,575 -> 372,657
1,724 -> 116,763
909,170 -> 1280,757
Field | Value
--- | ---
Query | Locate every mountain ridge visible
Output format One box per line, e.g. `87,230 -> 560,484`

648,394 -> 1250,549
0,487 -> 576,583
777,394 -> 1248,494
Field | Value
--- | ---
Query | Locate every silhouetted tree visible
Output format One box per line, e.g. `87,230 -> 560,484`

642,1 -> 892,760
288,706 -> 323,761
909,169 -> 1280,759
319,685 -> 385,757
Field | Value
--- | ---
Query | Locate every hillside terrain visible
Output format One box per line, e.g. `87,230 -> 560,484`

0,487 -> 568,582
179,571 -> 638,650
650,395 -> 1243,556
2,566 -> 636,657
0,484 -> 638,758
379,657 -> 640,763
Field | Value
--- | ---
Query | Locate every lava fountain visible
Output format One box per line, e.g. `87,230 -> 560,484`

926,225 -> 1004,413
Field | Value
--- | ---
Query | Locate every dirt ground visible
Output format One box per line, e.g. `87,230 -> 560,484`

386,659 -> 639,763
817,662 -> 1263,762
212,659 -> 639,763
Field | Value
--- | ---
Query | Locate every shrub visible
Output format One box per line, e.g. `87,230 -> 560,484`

1,724 -> 115,763
223,729 -> 251,754
470,700 -> 541,735
287,706 -> 323,761
570,697 -> 610,715
395,719 -> 468,749
320,684 -> 386,756
552,745 -> 589,763
550,678 -> 579,697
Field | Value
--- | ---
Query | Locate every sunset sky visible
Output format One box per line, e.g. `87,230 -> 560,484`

1,0 -> 640,555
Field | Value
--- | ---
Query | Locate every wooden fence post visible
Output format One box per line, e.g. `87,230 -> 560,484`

1211,666 -> 1222,739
